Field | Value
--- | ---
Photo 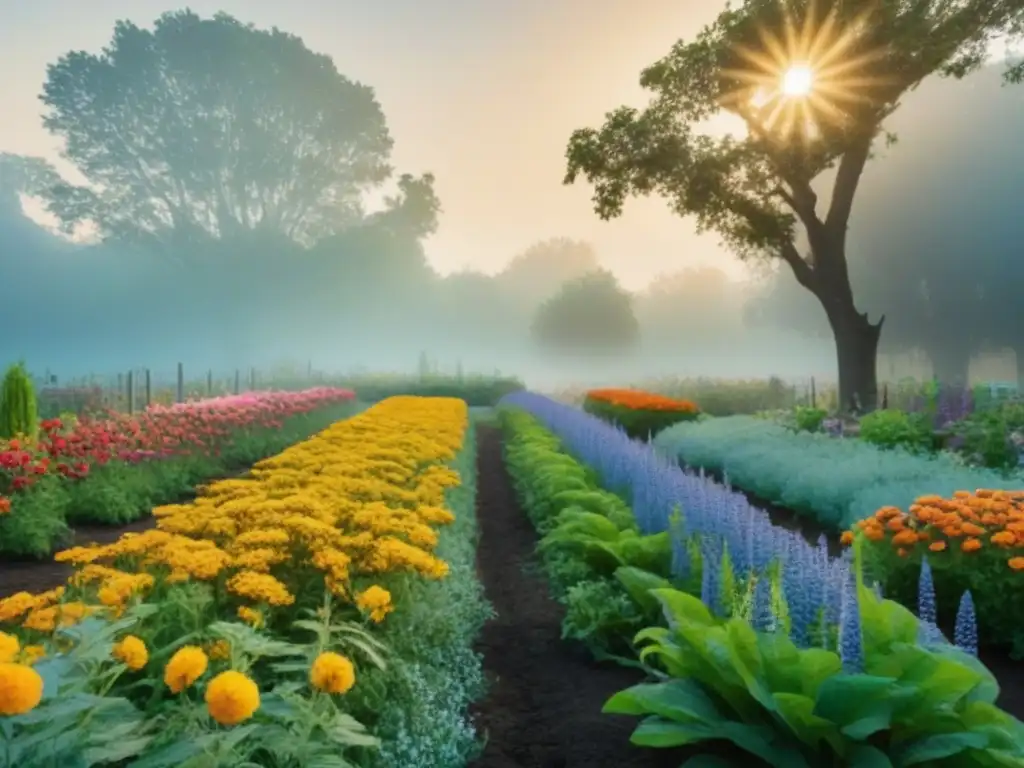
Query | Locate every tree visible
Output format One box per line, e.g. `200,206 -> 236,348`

496,238 -> 600,303
564,0 -> 1023,410
36,10 -> 395,252
531,269 -> 641,355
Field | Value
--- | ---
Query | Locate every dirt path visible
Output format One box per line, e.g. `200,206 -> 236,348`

0,517 -> 157,599
469,425 -> 706,768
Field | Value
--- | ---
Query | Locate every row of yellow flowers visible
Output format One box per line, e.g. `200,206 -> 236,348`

0,396 -> 468,743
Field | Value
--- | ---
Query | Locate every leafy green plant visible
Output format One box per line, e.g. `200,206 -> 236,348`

604,582 -> 1024,765
539,508 -> 671,578
858,409 -> 932,452
0,362 -> 39,440
0,475 -> 71,557
561,577 -> 648,660
790,406 -> 827,433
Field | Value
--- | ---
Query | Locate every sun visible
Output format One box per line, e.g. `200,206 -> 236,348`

781,64 -> 814,96
718,0 -> 895,142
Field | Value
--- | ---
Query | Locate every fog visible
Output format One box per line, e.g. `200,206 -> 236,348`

0,7 -> 1021,391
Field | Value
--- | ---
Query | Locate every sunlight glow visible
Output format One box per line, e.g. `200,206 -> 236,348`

720,0 -> 895,144
781,64 -> 814,96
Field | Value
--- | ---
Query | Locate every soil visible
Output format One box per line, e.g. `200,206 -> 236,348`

0,516 -> 157,599
470,425 -> 749,768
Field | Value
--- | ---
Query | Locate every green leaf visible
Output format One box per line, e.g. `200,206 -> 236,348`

615,567 -> 673,615
813,675 -> 899,740
650,588 -> 716,629
602,679 -> 724,722
891,732 -> 990,765
846,745 -> 894,767
771,692 -> 842,751
795,648 -> 842,698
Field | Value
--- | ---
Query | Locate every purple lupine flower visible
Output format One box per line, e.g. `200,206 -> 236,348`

752,574 -> 775,632
838,572 -> 864,673
917,558 -> 937,626
700,538 -> 722,616
954,591 -> 978,656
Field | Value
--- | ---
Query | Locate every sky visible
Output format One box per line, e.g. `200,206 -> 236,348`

0,0 -> 753,290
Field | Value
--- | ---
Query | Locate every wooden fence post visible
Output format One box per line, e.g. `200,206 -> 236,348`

176,362 -> 184,403
810,376 -> 816,408
249,368 -> 256,390
233,370 -> 240,395
207,370 -> 213,395
144,369 -> 151,408
126,370 -> 135,415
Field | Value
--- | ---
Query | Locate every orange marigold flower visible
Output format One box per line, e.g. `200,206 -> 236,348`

961,537 -> 982,553
840,531 -> 854,546
990,531 -> 1016,547
892,529 -> 919,547
961,522 -> 986,537
1008,557 -> 1024,571
929,541 -> 947,552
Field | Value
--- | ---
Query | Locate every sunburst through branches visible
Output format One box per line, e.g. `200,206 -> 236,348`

720,0 -> 896,143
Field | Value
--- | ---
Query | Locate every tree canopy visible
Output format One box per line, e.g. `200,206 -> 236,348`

36,10 -> 395,251
531,269 -> 640,355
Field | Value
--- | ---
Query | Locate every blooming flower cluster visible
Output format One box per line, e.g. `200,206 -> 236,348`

0,396 -> 467,636
0,388 -> 355,513
843,490 -> 1024,568
585,388 -> 700,413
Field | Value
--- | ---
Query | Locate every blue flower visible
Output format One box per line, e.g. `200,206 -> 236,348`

917,557 -> 937,625
954,590 -> 978,657
838,572 -> 864,673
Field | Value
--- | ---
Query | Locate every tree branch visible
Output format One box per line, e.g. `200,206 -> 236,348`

825,132 -> 873,233
778,239 -> 818,292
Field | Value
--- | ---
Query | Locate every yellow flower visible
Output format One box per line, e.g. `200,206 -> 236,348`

112,635 -> 148,671
204,670 -> 260,725
0,632 -> 19,663
19,645 -> 45,665
309,652 -> 356,694
164,646 -> 209,693
237,606 -> 264,628
355,585 -> 394,623
206,639 -> 231,661
0,662 -> 44,715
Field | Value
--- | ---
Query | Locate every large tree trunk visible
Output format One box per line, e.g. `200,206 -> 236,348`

826,305 -> 883,413
928,339 -> 972,385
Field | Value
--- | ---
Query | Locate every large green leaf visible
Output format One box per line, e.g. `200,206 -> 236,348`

629,716 -> 809,766
771,692 -> 843,753
813,675 -> 900,740
795,648 -> 843,699
650,588 -> 715,629
890,732 -> 990,765
615,566 -> 673,615
603,679 -> 724,721
723,619 -> 773,712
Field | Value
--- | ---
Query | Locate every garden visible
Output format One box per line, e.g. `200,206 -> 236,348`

2,363 -> 1022,766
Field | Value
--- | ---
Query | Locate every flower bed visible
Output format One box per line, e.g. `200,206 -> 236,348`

497,391 -> 1024,764
583,388 -> 700,440
0,396 -> 487,766
0,389 -> 356,556
844,490 -> 1024,654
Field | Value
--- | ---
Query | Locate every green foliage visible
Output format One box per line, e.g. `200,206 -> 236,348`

561,578 -> 648,659
583,396 -> 699,440
0,402 -> 358,556
789,406 -> 827,433
605,585 -> 1024,765
859,409 -> 933,452
951,402 -> 1024,471
0,475 -> 70,557
499,406 -> 672,657
0,361 -> 39,440
342,417 -> 492,768
530,269 -> 640,354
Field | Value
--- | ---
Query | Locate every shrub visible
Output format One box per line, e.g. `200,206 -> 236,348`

0,362 -> 39,440
584,388 -> 700,439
